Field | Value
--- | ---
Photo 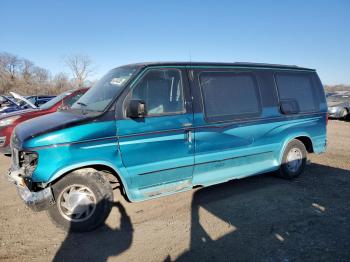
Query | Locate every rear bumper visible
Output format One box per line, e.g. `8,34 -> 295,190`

328,112 -> 340,119
7,169 -> 54,211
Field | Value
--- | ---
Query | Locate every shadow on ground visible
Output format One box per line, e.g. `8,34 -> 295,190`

53,202 -> 133,262
54,163 -> 350,261
175,163 -> 350,261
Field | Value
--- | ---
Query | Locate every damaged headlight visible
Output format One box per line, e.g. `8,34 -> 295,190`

19,151 -> 38,176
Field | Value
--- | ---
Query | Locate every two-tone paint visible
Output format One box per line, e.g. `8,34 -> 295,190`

11,62 -> 327,203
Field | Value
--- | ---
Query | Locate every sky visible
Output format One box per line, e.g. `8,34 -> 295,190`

0,0 -> 349,85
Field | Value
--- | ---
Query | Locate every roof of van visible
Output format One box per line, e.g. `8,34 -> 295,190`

123,62 -> 315,71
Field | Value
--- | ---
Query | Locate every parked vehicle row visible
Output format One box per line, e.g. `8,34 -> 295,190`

6,62 -> 327,232
0,89 -> 87,154
327,92 -> 350,119
26,95 -> 56,107
0,93 -> 55,114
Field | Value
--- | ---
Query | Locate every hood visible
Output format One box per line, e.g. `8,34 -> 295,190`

14,111 -> 90,145
9,92 -> 37,109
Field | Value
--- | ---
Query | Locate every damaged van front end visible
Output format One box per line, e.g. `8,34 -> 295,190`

7,134 -> 55,211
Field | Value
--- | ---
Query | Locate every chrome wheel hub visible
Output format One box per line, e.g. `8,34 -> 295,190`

286,147 -> 303,172
58,184 -> 96,222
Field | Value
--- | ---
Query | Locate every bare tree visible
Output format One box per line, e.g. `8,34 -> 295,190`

64,54 -> 94,88
0,52 -> 21,79
52,72 -> 71,93
22,59 -> 34,83
0,52 -> 20,93
0,51 -> 94,95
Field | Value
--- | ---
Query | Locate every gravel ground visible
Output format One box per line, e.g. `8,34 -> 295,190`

0,120 -> 349,261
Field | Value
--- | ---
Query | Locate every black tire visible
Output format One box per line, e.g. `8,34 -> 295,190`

276,139 -> 307,179
47,170 -> 113,232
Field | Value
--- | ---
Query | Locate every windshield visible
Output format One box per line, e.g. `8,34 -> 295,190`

72,66 -> 138,112
39,91 -> 72,110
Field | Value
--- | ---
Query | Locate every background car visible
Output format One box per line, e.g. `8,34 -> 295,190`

0,92 -> 44,114
327,92 -> 350,119
26,95 -> 56,107
0,88 -> 87,154
0,94 -> 33,114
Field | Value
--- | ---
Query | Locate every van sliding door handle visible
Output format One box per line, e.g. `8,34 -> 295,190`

186,130 -> 192,143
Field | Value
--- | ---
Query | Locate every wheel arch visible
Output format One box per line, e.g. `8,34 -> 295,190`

294,136 -> 314,153
48,161 -> 132,202
279,133 -> 314,164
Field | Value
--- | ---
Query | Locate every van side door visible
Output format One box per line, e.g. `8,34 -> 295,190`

117,67 -> 194,199
189,68 -> 278,186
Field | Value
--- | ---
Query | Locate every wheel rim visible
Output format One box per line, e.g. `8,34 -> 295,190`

57,184 -> 97,222
286,147 -> 303,173
341,109 -> 347,118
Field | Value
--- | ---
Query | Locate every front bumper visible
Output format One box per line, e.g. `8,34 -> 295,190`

328,113 -> 338,119
7,168 -> 54,212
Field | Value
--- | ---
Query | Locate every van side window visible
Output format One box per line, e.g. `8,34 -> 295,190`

129,69 -> 185,116
275,73 -> 317,112
199,71 -> 261,122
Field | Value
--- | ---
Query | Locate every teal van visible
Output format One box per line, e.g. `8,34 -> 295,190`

7,62 -> 327,232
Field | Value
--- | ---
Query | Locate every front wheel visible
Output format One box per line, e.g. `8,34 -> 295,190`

276,139 -> 307,179
47,170 -> 113,232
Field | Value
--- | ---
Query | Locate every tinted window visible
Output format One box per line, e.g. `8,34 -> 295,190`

72,66 -> 138,112
39,91 -> 72,110
128,69 -> 185,116
199,71 -> 261,122
63,91 -> 85,107
275,73 -> 317,112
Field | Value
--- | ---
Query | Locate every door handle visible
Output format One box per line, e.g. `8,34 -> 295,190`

183,123 -> 192,127
186,130 -> 192,143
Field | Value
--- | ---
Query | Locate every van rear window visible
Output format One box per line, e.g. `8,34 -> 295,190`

275,73 -> 318,113
199,71 -> 261,122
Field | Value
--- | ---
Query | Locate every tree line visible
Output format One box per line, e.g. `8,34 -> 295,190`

2,51 -> 347,96
0,51 -> 94,95
324,85 -> 350,92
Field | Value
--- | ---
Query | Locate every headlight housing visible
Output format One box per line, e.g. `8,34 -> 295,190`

19,151 -> 38,176
0,116 -> 20,127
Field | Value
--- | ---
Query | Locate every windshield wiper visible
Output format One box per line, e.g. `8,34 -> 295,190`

77,102 -> 87,107
77,101 -> 90,115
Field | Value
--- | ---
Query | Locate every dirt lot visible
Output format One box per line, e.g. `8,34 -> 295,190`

0,120 -> 349,261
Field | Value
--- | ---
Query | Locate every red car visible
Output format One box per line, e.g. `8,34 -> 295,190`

0,88 -> 87,155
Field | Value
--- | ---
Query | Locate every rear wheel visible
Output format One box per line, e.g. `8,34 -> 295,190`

276,139 -> 307,179
339,108 -> 348,119
47,170 -> 113,232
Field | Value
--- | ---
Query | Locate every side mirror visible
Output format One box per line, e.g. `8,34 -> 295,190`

127,99 -> 147,118
280,99 -> 300,115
